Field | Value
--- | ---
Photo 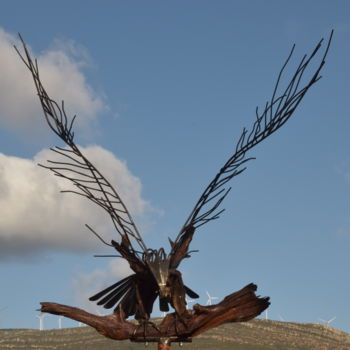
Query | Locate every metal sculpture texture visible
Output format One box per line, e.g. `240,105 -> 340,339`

15,31 -> 332,347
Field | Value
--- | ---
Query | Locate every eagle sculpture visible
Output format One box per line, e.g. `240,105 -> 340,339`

15,32 -> 332,325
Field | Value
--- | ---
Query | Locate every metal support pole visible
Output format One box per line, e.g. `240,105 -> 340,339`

158,338 -> 171,350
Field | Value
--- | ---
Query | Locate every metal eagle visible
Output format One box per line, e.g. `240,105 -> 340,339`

15,32 -> 332,324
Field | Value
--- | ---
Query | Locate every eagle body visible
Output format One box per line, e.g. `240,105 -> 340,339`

89,227 -> 199,320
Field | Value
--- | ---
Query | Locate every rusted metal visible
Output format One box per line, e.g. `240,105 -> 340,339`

15,31 -> 333,348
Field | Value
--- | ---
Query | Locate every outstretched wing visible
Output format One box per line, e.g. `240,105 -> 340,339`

15,36 -> 148,257
170,31 -> 333,265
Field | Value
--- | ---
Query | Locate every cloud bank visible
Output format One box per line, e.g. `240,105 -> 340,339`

0,146 -> 149,261
0,28 -> 106,135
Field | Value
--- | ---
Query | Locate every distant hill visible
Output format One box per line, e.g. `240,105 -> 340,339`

0,319 -> 349,350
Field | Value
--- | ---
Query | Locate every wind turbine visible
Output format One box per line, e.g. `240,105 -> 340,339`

36,313 -> 46,331
206,291 -> 218,305
319,316 -> 336,327
58,316 -> 63,329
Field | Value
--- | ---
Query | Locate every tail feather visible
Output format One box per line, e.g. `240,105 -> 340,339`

103,282 -> 133,309
119,287 -> 137,317
159,297 -> 169,312
185,285 -> 199,299
99,279 -> 133,308
89,275 -> 134,302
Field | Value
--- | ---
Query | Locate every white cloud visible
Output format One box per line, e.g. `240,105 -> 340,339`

0,28 -> 106,135
71,259 -> 132,314
0,145 -> 149,261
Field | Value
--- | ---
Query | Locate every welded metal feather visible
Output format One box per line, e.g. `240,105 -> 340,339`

172,31 -> 333,253
14,36 -> 148,256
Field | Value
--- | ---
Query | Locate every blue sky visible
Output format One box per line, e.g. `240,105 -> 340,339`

0,0 -> 349,335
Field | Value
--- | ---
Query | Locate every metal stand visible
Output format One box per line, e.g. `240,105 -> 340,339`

158,338 -> 171,350
131,337 -> 192,349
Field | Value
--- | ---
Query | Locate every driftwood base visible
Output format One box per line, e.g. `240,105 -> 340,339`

40,283 -> 269,348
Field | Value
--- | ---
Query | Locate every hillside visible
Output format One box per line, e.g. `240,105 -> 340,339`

0,319 -> 349,350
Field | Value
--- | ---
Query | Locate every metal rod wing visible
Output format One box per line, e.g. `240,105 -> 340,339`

170,31 -> 333,260
15,35 -> 148,256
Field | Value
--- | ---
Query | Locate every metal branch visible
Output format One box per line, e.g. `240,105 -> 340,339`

39,283 -> 269,342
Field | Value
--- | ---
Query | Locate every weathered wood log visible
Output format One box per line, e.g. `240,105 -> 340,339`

40,283 -> 269,342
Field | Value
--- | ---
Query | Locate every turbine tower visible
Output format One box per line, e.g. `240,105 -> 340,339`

36,313 -> 46,331
58,316 -> 63,329
206,291 -> 218,305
